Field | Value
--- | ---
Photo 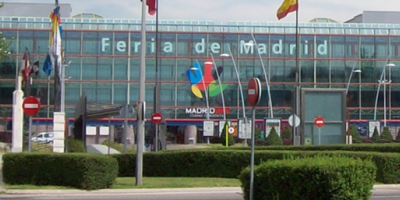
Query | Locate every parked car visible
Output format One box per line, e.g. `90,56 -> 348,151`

31,132 -> 54,144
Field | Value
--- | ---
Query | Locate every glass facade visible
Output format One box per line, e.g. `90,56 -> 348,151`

1,17 -> 400,121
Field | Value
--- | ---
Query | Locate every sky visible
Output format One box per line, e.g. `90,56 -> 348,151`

3,0 -> 400,23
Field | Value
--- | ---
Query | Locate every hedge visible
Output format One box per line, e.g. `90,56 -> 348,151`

210,143 -> 400,153
239,156 -> 376,200
2,153 -> 118,190
114,150 -> 400,184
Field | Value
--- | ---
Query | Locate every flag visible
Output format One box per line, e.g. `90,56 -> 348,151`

141,0 -> 157,15
30,60 -> 39,75
277,0 -> 298,20
43,53 -> 52,76
21,52 -> 30,83
49,5 -> 62,68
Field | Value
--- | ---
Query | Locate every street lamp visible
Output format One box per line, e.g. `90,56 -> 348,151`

207,53 -> 226,120
220,46 -> 248,146
247,33 -> 274,118
374,62 -> 395,122
61,60 -> 71,113
345,62 -> 361,95
190,62 -> 211,144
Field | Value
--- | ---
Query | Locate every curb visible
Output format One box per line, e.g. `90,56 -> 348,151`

1,187 -> 242,195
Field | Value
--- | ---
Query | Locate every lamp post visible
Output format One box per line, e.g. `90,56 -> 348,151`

379,75 -> 392,127
208,53 -> 226,120
247,33 -> 273,118
345,62 -> 361,95
190,63 -> 211,144
220,46 -> 248,146
61,60 -> 71,113
374,62 -> 395,122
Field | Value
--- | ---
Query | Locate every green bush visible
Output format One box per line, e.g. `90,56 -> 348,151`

113,150 -> 400,184
67,138 -> 86,153
219,121 -> 235,146
348,125 -> 361,143
397,129 -> 400,142
372,127 -> 380,143
2,153 -> 118,190
381,127 -> 393,142
239,156 -> 376,200
281,126 -> 292,139
264,127 -> 283,146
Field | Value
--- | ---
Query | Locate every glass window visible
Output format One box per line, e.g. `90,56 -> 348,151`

64,31 -> 81,55
114,59 -> 127,81
331,61 -> 346,83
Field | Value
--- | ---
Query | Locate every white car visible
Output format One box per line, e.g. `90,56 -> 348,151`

31,132 -> 54,144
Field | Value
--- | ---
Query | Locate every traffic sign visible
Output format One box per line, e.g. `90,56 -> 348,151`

247,78 -> 262,107
228,126 -> 235,134
288,114 -> 301,127
203,120 -> 214,137
151,112 -> 163,124
314,116 -> 325,128
22,96 -> 41,116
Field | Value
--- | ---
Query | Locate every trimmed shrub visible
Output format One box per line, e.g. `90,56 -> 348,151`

264,127 -> 283,146
220,121 -> 235,146
67,138 -> 86,153
372,127 -> 380,143
239,156 -> 376,200
113,150 -> 400,184
281,126 -> 292,139
349,125 -> 361,143
397,129 -> 400,142
2,153 -> 118,190
381,127 -> 393,142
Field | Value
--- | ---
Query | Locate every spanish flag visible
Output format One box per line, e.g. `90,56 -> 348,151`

277,0 -> 298,20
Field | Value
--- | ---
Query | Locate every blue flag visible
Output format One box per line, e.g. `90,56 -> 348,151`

43,53 -> 52,76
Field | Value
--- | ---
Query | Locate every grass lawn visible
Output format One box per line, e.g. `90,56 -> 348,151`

3,177 -> 241,190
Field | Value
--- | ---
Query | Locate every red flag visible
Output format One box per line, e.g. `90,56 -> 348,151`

141,0 -> 157,15
21,53 -> 30,83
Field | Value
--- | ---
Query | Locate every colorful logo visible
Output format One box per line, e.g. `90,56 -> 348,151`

186,59 -> 227,98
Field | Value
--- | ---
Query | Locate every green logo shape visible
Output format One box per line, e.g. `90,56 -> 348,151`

208,80 -> 227,97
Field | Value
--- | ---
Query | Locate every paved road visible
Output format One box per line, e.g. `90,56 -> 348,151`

2,187 -> 400,200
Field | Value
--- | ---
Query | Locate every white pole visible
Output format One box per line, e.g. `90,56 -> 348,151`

250,33 -> 273,118
374,57 -> 389,121
209,53 -> 226,120
12,75 -> 24,152
28,116 -> 32,152
136,0 -> 147,186
194,60 -> 210,144
384,70 -> 386,127
226,46 -> 247,145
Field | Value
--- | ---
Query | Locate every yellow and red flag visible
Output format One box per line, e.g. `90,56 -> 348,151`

277,0 -> 298,20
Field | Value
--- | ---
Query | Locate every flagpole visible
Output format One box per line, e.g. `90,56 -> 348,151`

136,0 -> 147,186
153,0 -> 160,152
293,2 -> 300,145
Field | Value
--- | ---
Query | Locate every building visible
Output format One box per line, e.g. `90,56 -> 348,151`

1,9 -> 400,143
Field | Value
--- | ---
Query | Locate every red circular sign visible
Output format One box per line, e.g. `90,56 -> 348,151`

314,116 -> 325,128
151,112 -> 163,124
247,78 -> 262,106
22,96 -> 41,116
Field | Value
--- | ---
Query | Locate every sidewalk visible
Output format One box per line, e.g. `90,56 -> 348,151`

2,185 -> 400,195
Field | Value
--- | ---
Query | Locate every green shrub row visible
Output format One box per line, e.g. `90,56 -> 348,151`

2,153 -> 118,190
114,150 -> 400,184
211,143 -> 400,153
239,156 -> 376,200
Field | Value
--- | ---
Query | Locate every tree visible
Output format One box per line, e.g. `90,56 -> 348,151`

265,127 -> 283,146
380,127 -> 393,143
348,125 -> 361,143
220,121 -> 235,147
281,126 -> 292,139
371,127 -> 380,143
396,129 -> 400,143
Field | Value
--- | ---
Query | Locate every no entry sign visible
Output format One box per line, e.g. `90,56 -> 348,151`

247,78 -> 262,107
23,96 -> 41,116
151,112 -> 163,124
314,116 -> 325,128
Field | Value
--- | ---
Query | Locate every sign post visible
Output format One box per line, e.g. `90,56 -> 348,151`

247,78 -> 262,200
151,112 -> 163,151
22,96 -> 41,152
314,116 -> 325,145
